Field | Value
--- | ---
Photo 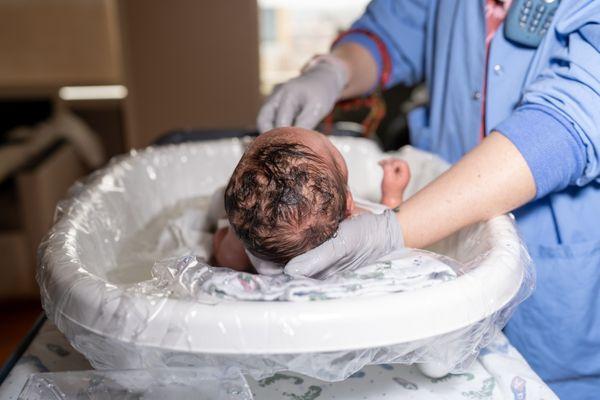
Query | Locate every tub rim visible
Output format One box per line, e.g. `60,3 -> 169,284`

38,140 -> 529,355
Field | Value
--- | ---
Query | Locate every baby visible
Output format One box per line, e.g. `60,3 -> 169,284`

212,127 -> 410,273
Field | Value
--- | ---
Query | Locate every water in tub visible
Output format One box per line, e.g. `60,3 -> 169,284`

110,195 -> 213,284
108,191 -> 458,303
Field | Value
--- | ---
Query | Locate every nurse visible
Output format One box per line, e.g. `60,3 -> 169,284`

257,1 -> 600,398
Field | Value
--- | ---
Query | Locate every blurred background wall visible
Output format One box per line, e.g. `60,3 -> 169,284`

119,0 -> 261,148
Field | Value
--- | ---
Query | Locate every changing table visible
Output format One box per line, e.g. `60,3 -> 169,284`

0,318 -> 557,400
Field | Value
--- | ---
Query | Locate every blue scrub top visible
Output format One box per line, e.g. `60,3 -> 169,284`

339,1 -> 600,398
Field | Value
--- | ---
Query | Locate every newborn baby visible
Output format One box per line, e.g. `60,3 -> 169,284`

212,127 -> 410,273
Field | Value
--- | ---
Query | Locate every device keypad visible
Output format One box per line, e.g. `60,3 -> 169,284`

506,0 -> 560,47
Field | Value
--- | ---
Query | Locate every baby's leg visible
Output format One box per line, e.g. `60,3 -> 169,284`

379,158 -> 411,208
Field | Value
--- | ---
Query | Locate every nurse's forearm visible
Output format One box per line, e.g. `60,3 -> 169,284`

331,43 -> 379,99
397,132 -> 536,248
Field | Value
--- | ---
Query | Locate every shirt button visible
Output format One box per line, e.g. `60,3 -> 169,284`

472,91 -> 482,100
493,64 -> 503,75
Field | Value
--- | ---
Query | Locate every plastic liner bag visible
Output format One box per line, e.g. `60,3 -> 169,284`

18,368 -> 252,400
141,249 -> 459,302
37,138 -> 535,382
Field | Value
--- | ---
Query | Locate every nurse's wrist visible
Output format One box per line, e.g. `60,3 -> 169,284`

333,33 -> 383,86
331,42 -> 379,98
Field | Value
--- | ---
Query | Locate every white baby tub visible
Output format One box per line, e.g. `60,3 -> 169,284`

38,137 -> 532,381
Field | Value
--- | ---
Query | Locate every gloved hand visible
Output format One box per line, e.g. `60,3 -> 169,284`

256,55 -> 350,132
284,209 -> 404,279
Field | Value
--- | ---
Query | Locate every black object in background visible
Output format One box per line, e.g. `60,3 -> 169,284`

0,99 -> 53,144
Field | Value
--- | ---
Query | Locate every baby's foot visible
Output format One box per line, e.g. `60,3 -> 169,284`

379,158 -> 411,208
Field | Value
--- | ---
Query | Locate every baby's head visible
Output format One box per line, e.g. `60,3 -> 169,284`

224,127 -> 351,264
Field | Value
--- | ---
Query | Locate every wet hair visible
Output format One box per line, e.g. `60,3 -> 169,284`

224,140 -> 347,265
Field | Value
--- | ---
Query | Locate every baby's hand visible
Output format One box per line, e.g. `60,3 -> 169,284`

379,158 -> 411,209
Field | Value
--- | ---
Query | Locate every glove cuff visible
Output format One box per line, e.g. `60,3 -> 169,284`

302,54 -> 350,93
383,209 -> 404,251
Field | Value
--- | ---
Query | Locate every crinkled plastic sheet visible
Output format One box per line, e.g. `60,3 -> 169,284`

18,368 -> 251,400
142,249 -> 458,302
37,138 -> 534,382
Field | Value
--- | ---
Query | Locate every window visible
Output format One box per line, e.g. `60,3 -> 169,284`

258,0 -> 370,95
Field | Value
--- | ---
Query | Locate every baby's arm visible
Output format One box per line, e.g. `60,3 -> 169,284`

211,227 -> 254,272
380,158 -> 411,208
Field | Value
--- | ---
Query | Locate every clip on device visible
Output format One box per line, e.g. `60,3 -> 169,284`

504,0 -> 561,48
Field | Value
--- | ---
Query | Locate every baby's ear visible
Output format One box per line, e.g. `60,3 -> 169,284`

345,189 -> 355,217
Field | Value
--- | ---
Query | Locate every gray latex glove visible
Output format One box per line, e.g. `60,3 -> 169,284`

284,209 -> 404,279
257,55 -> 349,132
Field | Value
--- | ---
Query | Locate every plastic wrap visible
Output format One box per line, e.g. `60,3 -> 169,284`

139,249 -> 460,302
37,137 -> 534,382
18,368 -> 251,400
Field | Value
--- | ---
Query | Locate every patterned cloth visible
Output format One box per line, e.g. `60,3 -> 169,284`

485,0 -> 512,47
481,0 -> 512,137
0,321 -> 557,399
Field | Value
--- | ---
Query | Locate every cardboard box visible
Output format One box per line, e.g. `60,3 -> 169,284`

0,231 -> 34,298
0,0 -> 122,88
119,0 -> 260,148
17,144 -> 87,260
0,143 -> 87,299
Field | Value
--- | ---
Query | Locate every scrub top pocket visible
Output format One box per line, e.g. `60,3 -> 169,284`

504,238 -> 600,400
